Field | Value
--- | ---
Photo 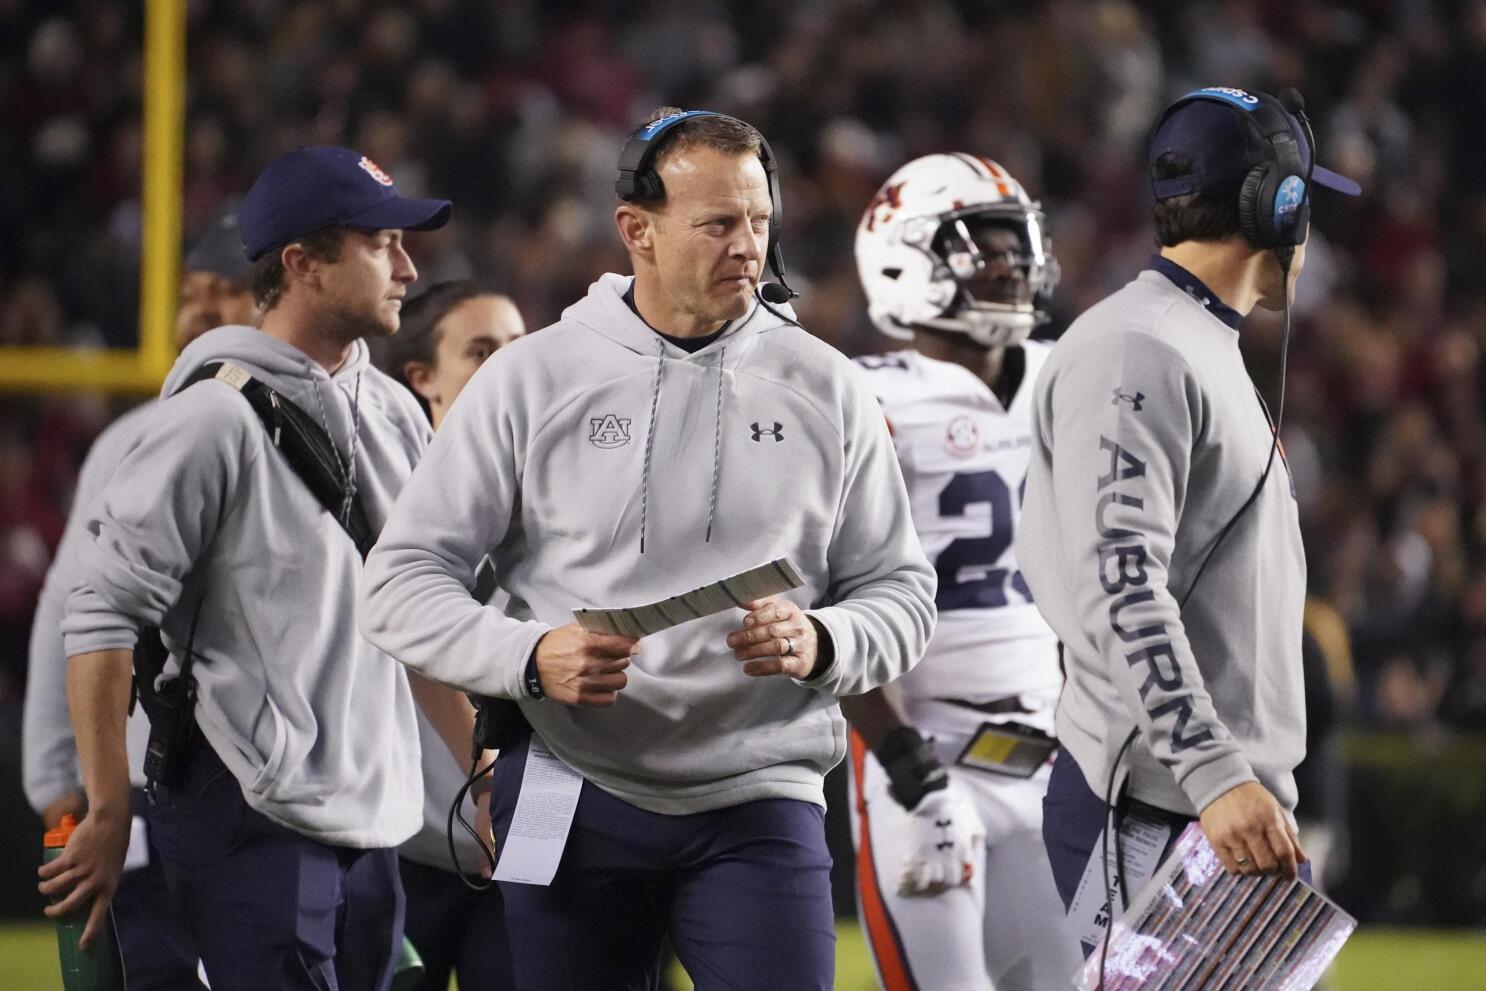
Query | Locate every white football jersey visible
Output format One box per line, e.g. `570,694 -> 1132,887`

856,344 -> 1062,705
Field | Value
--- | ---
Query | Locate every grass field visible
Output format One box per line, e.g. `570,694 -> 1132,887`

3,922 -> 1484,990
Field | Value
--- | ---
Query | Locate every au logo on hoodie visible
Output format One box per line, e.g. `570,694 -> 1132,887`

590,414 -> 632,449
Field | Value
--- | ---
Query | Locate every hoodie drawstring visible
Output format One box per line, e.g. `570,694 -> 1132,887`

705,346 -> 725,543
310,370 -> 363,526
639,341 -> 665,554
639,341 -> 729,552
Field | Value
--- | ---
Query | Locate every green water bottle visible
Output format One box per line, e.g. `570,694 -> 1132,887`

42,814 -> 125,991
391,935 -> 425,990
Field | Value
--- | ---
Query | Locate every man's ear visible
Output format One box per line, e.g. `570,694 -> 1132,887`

404,360 -> 437,405
280,242 -> 322,288
615,204 -> 656,261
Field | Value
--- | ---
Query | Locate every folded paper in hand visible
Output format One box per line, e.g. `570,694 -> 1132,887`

573,558 -> 804,637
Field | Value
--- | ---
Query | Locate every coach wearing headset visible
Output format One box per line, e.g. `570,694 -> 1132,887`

358,107 -> 935,989
1014,87 -> 1360,943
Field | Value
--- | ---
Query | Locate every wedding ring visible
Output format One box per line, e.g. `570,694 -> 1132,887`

782,637 -> 795,656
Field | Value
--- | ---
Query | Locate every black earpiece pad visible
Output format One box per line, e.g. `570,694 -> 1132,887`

1238,164 -> 1272,249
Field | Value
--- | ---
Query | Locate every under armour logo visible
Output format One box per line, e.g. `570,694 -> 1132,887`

751,421 -> 784,442
589,414 -> 632,449
935,818 -> 954,850
1111,388 -> 1145,411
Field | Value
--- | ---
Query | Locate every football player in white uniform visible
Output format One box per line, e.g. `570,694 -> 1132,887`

843,154 -> 1082,990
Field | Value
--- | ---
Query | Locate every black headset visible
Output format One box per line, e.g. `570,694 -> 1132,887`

1151,88 -> 1315,264
615,109 -> 798,303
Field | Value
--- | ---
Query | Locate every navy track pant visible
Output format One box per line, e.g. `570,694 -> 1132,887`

490,732 -> 836,991
146,744 -> 404,991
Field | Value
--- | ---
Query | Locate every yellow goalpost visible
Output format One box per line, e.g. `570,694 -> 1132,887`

0,0 -> 183,395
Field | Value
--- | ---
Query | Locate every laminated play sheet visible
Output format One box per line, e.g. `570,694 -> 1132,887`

572,558 -> 804,637
1075,823 -> 1356,991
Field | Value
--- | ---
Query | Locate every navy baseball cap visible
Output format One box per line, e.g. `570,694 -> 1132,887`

240,146 -> 452,261
1149,87 -> 1361,201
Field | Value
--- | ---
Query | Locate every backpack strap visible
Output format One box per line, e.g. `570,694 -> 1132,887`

178,361 -> 377,559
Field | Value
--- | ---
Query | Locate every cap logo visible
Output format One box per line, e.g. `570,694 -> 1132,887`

358,156 -> 394,186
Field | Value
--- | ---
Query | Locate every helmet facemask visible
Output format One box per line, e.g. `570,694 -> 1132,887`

912,206 -> 1060,349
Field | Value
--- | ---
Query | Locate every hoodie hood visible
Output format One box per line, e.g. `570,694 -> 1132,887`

561,273 -> 799,361
164,326 -> 374,511
161,323 -> 429,537
164,324 -> 370,402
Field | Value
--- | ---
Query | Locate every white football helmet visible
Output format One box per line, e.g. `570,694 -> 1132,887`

855,153 -> 1059,348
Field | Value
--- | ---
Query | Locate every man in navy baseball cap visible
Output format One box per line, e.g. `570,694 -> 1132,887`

237,146 -> 454,366
240,145 -> 451,262
44,142 -> 486,991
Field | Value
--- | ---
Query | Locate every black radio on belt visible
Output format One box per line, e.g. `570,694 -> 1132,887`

135,604 -> 205,798
139,641 -> 201,794
469,695 -> 530,757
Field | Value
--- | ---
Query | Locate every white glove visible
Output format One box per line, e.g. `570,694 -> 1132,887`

897,778 -> 985,897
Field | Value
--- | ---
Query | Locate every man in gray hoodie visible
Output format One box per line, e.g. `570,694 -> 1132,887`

359,109 -> 937,990
42,147 -> 475,991
1014,88 -> 1359,951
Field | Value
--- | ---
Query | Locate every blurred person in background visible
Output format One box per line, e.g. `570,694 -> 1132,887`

375,281 -> 525,426
359,108 -> 936,991
843,153 -> 1081,990
1295,600 -> 1357,894
20,206 -> 252,990
174,204 -> 258,347
40,148 -> 480,991
371,279 -> 526,991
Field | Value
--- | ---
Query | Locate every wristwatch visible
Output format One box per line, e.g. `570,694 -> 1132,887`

523,653 -> 545,701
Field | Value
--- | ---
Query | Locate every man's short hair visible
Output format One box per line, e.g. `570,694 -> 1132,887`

1150,152 -> 1243,247
639,106 -> 763,205
248,225 -> 347,311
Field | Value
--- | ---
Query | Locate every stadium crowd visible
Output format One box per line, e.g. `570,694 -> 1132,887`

4,0 -> 1486,761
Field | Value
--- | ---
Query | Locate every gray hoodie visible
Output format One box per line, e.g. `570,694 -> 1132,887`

25,403 -> 156,813
359,274 -> 937,815
63,325 -> 432,847
1017,270 -> 1307,818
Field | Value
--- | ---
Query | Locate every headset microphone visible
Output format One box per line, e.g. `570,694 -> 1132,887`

759,280 -> 797,304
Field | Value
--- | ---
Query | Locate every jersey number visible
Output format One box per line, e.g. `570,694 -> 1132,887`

935,469 -> 1032,610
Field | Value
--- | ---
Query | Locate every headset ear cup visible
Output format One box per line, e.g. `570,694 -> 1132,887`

1238,164 -> 1272,248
